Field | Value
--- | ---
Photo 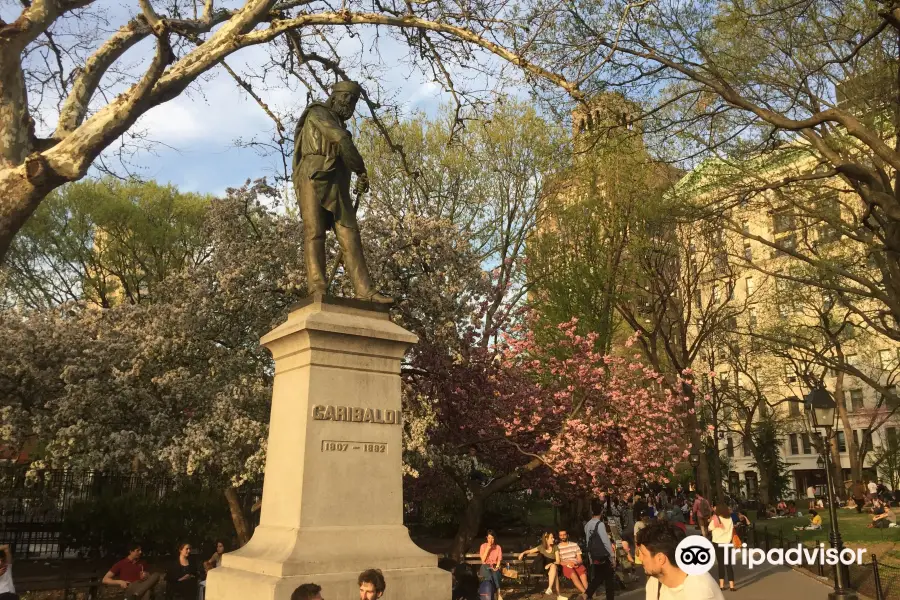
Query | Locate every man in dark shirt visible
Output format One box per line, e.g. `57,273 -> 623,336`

102,543 -> 161,599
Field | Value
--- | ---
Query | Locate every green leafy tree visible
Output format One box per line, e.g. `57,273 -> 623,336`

748,416 -> 793,503
4,179 -> 210,309
876,439 -> 900,491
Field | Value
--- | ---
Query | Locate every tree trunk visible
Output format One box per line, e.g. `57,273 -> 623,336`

225,487 -> 252,547
0,163 -> 66,260
835,373 -> 861,487
449,493 -> 486,562
449,456 -> 544,562
829,434 -> 844,501
694,429 -> 711,499
711,425 -> 722,504
758,473 -> 771,506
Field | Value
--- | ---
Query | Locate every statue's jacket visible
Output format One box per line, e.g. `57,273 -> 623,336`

292,102 -> 366,229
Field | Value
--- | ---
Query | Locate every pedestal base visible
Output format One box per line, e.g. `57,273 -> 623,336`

207,563 -> 449,600
206,296 -> 451,600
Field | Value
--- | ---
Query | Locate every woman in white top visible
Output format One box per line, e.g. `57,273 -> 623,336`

709,504 -> 735,592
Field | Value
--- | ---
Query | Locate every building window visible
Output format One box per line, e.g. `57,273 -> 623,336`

801,433 -> 812,454
775,278 -> 792,315
858,429 -> 872,454
853,429 -> 872,453
789,433 -> 799,455
879,349 -> 899,371
837,431 -> 847,453
713,252 -> 729,271
778,301 -> 790,317
727,437 -> 734,458
881,385 -> 898,407
849,389 -> 864,411
773,209 -> 795,234
719,371 -> 730,389
789,398 -> 801,416
746,277 -> 755,297
742,220 -> 750,234
888,427 -> 899,449
742,435 -> 751,457
743,241 -> 753,261
712,284 -> 720,304
784,364 -> 797,384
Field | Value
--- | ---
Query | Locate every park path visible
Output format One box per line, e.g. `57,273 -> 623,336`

513,563 -> 838,600
608,563 -> 836,600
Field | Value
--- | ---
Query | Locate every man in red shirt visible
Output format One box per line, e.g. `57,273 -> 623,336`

102,543 -> 161,599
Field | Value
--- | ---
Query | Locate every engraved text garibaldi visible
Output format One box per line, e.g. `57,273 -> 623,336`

292,80 -> 392,304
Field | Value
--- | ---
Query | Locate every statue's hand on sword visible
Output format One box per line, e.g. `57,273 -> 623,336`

354,172 -> 370,196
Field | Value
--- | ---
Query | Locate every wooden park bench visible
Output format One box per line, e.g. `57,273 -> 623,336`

16,571 -> 107,599
16,571 -> 166,599
461,552 -> 548,590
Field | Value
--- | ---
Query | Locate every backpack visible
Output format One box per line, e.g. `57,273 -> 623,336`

588,520 -> 610,560
478,579 -> 495,600
699,498 -> 712,518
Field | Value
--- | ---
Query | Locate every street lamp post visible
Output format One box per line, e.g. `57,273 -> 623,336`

804,387 -> 857,600
689,449 -> 701,494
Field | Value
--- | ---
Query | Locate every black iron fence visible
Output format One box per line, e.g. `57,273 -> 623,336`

746,522 -> 900,599
0,468 -> 260,559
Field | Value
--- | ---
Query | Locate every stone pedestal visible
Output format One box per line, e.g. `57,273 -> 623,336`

206,295 -> 450,600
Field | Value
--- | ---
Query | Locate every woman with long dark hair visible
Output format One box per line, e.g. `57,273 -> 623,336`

710,504 -> 736,592
518,532 -> 560,597
166,542 -> 198,600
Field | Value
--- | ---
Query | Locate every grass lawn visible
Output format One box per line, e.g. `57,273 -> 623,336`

749,508 -> 900,566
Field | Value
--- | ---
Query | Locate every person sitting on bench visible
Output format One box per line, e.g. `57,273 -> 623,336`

518,532 -> 562,598
103,543 -> 162,599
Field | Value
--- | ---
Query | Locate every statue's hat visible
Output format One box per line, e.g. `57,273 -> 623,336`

332,80 -> 362,96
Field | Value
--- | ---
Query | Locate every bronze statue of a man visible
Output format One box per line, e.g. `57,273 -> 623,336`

292,80 -> 392,304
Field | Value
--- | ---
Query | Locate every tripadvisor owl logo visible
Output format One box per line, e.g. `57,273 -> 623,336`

674,533 -> 868,574
675,535 -> 715,575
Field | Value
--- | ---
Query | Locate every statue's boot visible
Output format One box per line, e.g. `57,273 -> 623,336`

334,224 -> 393,304
305,234 -> 328,295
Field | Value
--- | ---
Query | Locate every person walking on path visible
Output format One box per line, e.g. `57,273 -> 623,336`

637,521 -> 724,600
692,493 -> 712,537
620,498 -> 636,561
710,504 -> 736,592
806,485 -> 816,511
584,500 -> 616,600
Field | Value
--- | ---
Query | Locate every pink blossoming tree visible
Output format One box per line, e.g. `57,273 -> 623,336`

406,315 -> 688,560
